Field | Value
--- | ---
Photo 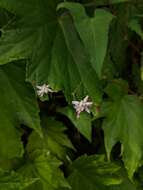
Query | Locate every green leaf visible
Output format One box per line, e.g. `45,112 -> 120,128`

0,62 -> 41,159
0,168 -> 37,190
128,19 -> 143,40
0,0 -> 102,103
58,14 -> 102,103
67,154 -> 122,190
19,152 -> 70,190
42,117 -> 75,159
59,107 -> 92,141
34,154 -> 70,190
27,117 -> 74,160
58,2 -> 114,77
0,0 -> 61,65
102,95 -> 143,178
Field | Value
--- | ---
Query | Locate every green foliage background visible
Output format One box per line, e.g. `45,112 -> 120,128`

0,0 -> 143,189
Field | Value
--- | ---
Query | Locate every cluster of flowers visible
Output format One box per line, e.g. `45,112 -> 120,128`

36,84 -> 93,118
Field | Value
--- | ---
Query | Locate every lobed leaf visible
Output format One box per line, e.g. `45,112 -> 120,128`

0,0 -> 115,102
67,154 -> 122,190
19,152 -> 70,190
58,2 -> 114,77
102,94 -> 143,178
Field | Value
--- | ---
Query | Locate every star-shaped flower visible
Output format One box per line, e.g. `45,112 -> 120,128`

36,84 -> 53,97
72,96 -> 93,118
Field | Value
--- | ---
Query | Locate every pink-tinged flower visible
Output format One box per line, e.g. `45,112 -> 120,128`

72,96 -> 93,118
36,84 -> 53,97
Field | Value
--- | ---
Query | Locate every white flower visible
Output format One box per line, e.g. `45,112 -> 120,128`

36,84 -> 53,97
72,96 -> 93,118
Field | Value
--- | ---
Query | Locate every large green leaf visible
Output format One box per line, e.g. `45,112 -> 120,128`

0,0 -> 104,102
102,95 -> 143,178
19,152 -> 70,190
0,168 -> 37,190
0,62 -> 41,159
58,14 -> 102,102
58,2 -> 114,77
67,155 -> 122,190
